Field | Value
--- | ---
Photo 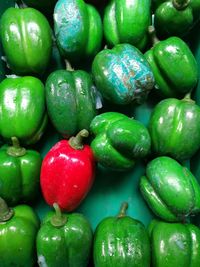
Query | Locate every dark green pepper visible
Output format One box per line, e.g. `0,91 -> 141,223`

103,0 -> 151,51
149,94 -> 200,161
0,76 -> 47,145
90,112 -> 151,171
144,26 -> 198,98
0,137 -> 42,206
37,203 -> 93,267
54,0 -> 103,64
0,7 -> 52,75
140,156 -> 200,222
0,197 -> 40,267
45,69 -> 100,138
93,202 -> 150,267
92,43 -> 154,105
154,0 -> 200,38
149,219 -> 200,267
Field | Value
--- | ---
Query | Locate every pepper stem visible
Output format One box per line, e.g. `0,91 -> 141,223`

50,203 -> 67,227
7,137 -> 26,157
65,60 -> 74,72
0,197 -> 14,222
16,0 -> 27,8
68,129 -> 89,150
117,202 -> 128,218
172,0 -> 190,10
182,92 -> 195,103
148,26 -> 160,46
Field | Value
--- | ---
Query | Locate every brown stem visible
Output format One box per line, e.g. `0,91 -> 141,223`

7,137 -> 26,157
182,92 -> 195,104
117,202 -> 128,218
0,197 -> 14,222
148,26 -> 160,46
68,129 -> 89,150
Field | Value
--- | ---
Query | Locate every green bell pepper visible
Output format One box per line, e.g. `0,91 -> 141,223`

0,76 -> 47,145
149,219 -> 200,267
45,69 -> 99,138
0,0 -> 15,82
0,197 -> 40,267
54,0 -> 103,64
144,26 -> 198,98
90,112 -> 151,171
93,202 -> 150,267
149,94 -> 200,161
92,43 -> 154,105
154,0 -> 200,38
0,137 -> 42,206
37,203 -> 93,267
140,156 -> 200,222
0,6 -> 52,75
103,0 -> 151,51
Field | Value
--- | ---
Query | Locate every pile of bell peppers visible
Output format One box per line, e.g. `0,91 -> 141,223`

1,0 -> 200,266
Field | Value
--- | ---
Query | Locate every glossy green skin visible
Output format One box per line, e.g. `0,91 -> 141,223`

54,0 -> 103,63
140,156 -> 200,222
0,145 -> 42,206
37,212 -> 93,267
90,112 -> 151,171
145,37 -> 198,98
103,0 -> 151,51
154,0 -> 200,37
0,76 -> 47,145
93,213 -> 150,267
149,220 -> 200,267
0,0 -> 15,81
149,97 -> 200,161
45,69 -> 99,138
0,7 -> 52,75
0,204 -> 40,267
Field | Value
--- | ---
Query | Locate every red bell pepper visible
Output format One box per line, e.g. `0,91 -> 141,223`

40,129 -> 95,211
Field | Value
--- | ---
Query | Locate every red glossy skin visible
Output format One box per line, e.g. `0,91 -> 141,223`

40,140 -> 95,211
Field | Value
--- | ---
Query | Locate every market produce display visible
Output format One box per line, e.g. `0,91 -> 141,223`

1,0 -> 200,266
